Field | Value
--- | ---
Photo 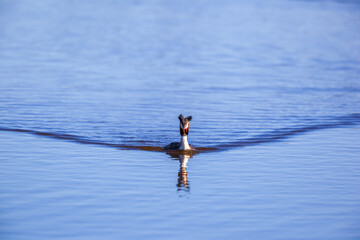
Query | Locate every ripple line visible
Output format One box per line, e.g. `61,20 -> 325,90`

0,113 -> 359,153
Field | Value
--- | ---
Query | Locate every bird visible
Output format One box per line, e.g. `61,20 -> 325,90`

164,114 -> 195,151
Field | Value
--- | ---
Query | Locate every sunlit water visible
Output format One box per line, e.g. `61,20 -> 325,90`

0,0 -> 359,239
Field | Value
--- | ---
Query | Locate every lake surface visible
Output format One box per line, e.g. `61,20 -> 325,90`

0,0 -> 359,239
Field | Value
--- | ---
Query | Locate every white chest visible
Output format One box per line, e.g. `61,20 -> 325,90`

180,135 -> 191,150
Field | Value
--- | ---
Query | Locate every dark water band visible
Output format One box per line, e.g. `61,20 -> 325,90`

0,113 -> 359,153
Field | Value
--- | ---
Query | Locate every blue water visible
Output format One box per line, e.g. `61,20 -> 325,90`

0,0 -> 360,239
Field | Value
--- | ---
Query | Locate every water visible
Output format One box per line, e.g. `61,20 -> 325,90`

0,0 -> 359,239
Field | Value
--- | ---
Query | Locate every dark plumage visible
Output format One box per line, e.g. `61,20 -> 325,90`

163,142 -> 181,151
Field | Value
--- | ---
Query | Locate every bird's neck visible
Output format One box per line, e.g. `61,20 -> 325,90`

180,135 -> 191,150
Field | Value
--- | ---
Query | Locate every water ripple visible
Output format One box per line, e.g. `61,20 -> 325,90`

1,114 -> 358,153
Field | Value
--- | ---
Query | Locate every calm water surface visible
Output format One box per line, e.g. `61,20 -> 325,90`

0,0 -> 359,239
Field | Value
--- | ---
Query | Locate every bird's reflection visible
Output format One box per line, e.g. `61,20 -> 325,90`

177,154 -> 190,191
166,151 -> 198,194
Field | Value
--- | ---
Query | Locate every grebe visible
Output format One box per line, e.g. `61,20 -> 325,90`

164,114 -> 195,151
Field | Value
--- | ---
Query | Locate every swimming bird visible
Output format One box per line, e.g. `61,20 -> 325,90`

164,114 -> 195,151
